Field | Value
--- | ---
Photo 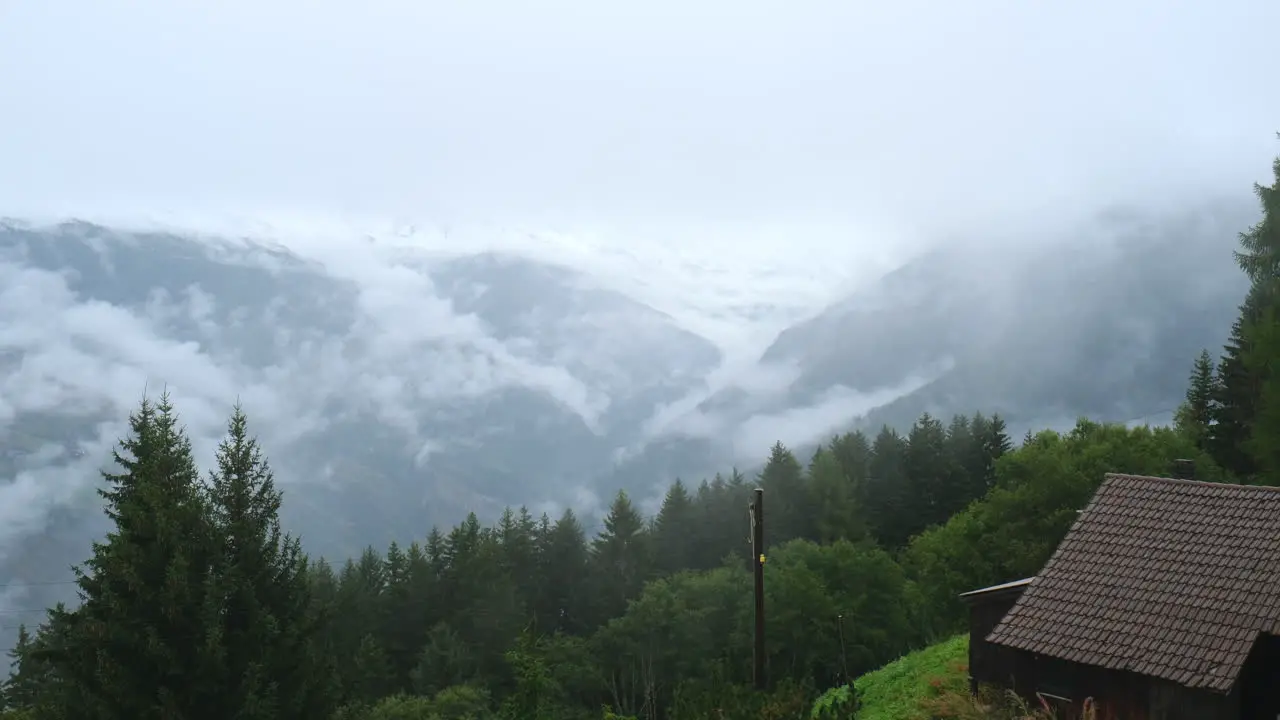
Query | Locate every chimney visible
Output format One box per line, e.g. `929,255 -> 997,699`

1171,459 -> 1196,481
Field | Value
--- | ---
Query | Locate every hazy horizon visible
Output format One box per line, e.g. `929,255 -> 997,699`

4,1 -> 1279,240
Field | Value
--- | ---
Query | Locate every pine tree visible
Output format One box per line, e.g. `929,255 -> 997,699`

204,405 -> 333,719
865,426 -> 909,547
1175,349 -> 1218,449
1212,298 -> 1261,480
807,446 -> 865,543
1,626 -> 37,711
396,542 -> 437,680
590,491 -> 652,625
1213,145 -> 1280,481
11,607 -> 78,717
691,478 -> 721,571
504,507 -> 541,611
424,527 -> 447,587
758,442 -> 811,543
37,393 -> 224,719
534,509 -> 590,635
350,634 -> 393,704
939,414 -> 974,518
1236,152 -> 1280,481
1234,145 -> 1280,284
828,431 -> 872,492
1245,302 -> 1280,483
653,479 -> 695,575
905,413 -> 949,532
690,469 -> 753,571
378,541 -> 414,690
976,414 -> 1012,490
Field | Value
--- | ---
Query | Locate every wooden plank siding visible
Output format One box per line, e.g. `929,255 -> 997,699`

1239,633 -> 1280,720
962,579 -> 1030,697
996,650 -> 1237,720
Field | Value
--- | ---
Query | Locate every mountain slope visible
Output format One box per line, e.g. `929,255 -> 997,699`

0,201 -> 1256,637
0,220 -> 722,570
597,202 -> 1253,493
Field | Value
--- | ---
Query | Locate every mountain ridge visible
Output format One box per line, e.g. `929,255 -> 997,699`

0,202 -> 1255,602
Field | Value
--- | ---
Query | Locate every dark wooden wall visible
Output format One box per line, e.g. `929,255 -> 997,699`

1240,632 -> 1280,720
1028,656 -> 1151,720
1147,677 -> 1236,720
965,587 -> 1026,695
978,647 -> 1237,720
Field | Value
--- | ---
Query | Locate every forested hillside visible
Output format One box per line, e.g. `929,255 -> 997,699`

1,150 -> 1278,719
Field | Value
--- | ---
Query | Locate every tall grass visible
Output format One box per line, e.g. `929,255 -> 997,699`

811,635 -> 1099,720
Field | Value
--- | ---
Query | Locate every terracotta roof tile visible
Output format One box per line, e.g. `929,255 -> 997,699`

985,473 -> 1280,693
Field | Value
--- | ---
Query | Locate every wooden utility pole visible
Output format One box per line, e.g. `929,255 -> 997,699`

750,487 -> 766,690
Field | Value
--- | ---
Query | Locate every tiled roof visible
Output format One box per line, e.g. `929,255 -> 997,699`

985,473 -> 1280,693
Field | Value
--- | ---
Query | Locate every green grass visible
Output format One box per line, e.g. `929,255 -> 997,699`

813,634 -> 971,720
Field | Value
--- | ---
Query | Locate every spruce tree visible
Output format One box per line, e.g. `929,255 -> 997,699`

38,393 -> 223,720
1212,297 -> 1261,479
758,442 -> 810,543
941,414 -> 975,518
496,506 -> 540,613
904,413 -> 949,531
865,426 -> 909,547
807,447 -> 864,543
1214,145 -> 1280,481
332,548 -> 387,699
1234,145 -> 1280,283
204,405 -> 333,719
589,491 -> 652,625
395,543 -> 437,683
11,607 -> 78,718
1,626 -> 36,711
653,479 -> 695,575
828,431 -> 872,492
1175,349 -> 1218,449
975,414 -> 1012,492
536,509 -> 590,635
349,634 -> 393,704
1236,151 -> 1280,480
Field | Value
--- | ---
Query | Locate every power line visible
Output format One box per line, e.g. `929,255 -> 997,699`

1116,406 -> 1179,424
0,580 -> 78,590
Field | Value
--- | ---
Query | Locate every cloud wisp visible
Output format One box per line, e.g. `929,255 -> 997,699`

0,216 -> 890,567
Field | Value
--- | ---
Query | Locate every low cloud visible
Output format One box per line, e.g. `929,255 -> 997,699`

730,371 -> 948,459
1,217 -> 883,568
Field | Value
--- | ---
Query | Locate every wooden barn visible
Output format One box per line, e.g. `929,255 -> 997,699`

962,472 -> 1280,720
960,577 -> 1033,696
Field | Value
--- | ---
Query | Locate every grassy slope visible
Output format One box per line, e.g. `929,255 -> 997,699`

851,634 -> 970,720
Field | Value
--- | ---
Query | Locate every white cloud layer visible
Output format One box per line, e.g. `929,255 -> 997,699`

3,0 -> 1279,237
0,218 -> 898,567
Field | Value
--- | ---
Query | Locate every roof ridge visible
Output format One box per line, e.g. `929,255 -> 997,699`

1101,472 -> 1280,493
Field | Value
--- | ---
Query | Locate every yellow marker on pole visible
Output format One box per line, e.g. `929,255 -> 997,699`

759,554 -> 766,564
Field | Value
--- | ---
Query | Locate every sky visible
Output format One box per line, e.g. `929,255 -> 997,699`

3,0 -> 1279,251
